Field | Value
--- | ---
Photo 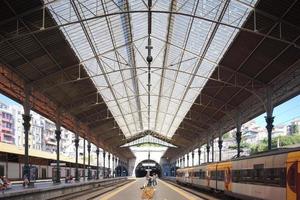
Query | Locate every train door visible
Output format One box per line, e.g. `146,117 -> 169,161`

224,167 -> 232,191
287,161 -> 300,200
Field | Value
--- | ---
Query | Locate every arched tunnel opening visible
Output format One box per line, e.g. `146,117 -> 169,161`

135,159 -> 162,178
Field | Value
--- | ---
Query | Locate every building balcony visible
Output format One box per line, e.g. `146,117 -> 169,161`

2,131 -> 14,136
1,117 -> 13,123
1,127 -> 13,132
45,139 -> 57,146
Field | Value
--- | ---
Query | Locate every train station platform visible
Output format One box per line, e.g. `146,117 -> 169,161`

0,177 -> 128,200
98,178 -> 204,200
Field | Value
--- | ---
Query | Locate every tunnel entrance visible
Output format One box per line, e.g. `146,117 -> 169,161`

135,159 -> 162,178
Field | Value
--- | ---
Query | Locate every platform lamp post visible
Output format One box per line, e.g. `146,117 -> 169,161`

22,86 -> 31,184
103,150 -> 106,178
74,134 -> 80,181
96,148 -> 99,179
87,142 -> 91,180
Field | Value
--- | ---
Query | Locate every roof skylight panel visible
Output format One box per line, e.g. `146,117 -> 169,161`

175,0 -> 196,13
187,20 -> 213,54
153,0 -> 170,10
45,0 -> 258,138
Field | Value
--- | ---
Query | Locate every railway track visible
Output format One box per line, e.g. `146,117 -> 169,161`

48,179 -> 133,200
163,179 -> 233,200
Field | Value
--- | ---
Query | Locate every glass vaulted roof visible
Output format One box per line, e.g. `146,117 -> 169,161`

45,0 -> 257,138
121,135 -> 176,147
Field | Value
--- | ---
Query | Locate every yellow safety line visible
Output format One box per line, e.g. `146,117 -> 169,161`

99,180 -> 137,200
159,180 -> 197,200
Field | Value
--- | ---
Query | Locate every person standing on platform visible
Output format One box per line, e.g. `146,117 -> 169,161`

152,173 -> 157,186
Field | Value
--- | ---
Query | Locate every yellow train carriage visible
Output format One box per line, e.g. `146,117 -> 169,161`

176,147 -> 300,200
286,151 -> 300,200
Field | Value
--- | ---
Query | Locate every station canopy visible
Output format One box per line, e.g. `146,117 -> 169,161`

44,0 -> 257,138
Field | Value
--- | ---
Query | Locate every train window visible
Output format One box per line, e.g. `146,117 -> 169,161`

240,169 -> 252,182
211,171 -> 217,180
198,171 -> 204,179
232,167 -> 286,187
232,170 -> 240,182
217,171 -> 224,181
253,164 -> 264,182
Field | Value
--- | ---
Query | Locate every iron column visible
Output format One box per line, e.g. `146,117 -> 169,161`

108,153 -> 111,177
198,148 -> 201,165
87,142 -> 91,180
103,151 -> 106,178
22,114 -> 31,181
83,139 -> 86,180
55,129 -> 61,183
206,143 -> 210,163
187,153 -> 189,167
236,112 -> 242,157
218,137 -> 223,162
236,131 -> 242,157
23,86 -> 31,183
75,135 -> 79,181
96,148 -> 99,179
266,87 -> 274,151
192,151 -> 194,166
211,139 -> 214,162
112,154 -> 115,177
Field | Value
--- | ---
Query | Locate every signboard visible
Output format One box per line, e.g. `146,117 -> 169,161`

50,163 -> 66,166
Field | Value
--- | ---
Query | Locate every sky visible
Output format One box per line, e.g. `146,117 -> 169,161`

254,95 -> 300,127
1,93 -> 300,128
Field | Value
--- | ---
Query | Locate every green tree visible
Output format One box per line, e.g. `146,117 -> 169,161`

228,141 -> 250,150
250,134 -> 300,155
223,132 -> 231,139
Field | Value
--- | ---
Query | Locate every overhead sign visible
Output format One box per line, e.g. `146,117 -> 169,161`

142,163 -> 156,167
